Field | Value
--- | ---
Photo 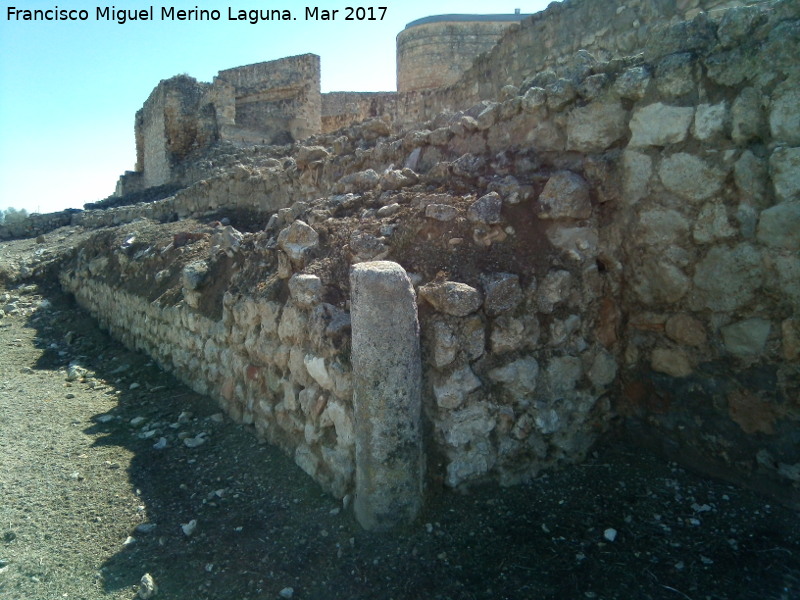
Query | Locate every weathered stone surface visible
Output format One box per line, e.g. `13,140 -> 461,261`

489,357 -> 539,403
588,349 -> 617,389
770,146 -> 800,203
629,103 -> 694,147
734,150 -> 770,210
434,366 -> 482,409
322,399 -> 355,447
490,315 -> 525,354
482,273 -> 522,316
721,318 -> 772,356
295,145 -> 329,169
349,231 -> 388,263
537,172 -> 591,220
693,102 -> 729,142
651,348 -> 692,378
380,168 -> 418,191
544,356 -> 582,396
181,260 -> 208,291
432,320 -> 457,368
566,101 -> 627,152
631,259 -> 690,305
614,65 -> 650,100
782,318 -> 800,361
467,192 -> 503,224
655,53 -> 696,99
731,87 -> 766,145
659,153 -> 724,202
622,150 -> 653,205
691,244 -> 763,311
337,169 -> 381,192
425,203 -> 458,222
693,202 -> 736,244
638,209 -> 689,246
665,314 -> 707,347
288,273 -> 322,307
419,281 -> 482,317
536,270 -> 574,314
277,220 -> 319,262
350,261 -> 422,531
757,202 -> 800,250
441,403 -> 495,447
546,226 -> 599,263
769,78 -> 800,145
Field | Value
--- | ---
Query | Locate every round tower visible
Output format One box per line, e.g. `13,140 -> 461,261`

396,12 -> 529,93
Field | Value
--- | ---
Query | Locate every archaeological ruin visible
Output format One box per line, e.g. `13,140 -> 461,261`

2,0 -> 798,529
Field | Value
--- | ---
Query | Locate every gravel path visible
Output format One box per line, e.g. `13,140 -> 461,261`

1,279 -> 799,600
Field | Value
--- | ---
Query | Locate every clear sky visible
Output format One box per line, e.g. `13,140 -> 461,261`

0,1 -> 552,214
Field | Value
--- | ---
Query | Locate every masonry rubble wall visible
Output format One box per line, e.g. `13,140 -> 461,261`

9,0 -> 799,511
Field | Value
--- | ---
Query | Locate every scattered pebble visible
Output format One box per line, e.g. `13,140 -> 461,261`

181,519 -> 197,537
130,416 -> 146,427
603,528 -> 618,542
135,523 -> 157,534
138,572 -> 158,599
153,437 -> 168,450
279,587 -> 294,598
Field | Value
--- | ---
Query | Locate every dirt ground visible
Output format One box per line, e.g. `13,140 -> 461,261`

0,270 -> 799,600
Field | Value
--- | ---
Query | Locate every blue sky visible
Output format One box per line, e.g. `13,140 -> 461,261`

1,1 -> 551,214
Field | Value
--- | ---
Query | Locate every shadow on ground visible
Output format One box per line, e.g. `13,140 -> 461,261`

24,284 -> 800,600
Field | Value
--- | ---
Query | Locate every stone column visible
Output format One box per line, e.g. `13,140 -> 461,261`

350,261 -> 423,530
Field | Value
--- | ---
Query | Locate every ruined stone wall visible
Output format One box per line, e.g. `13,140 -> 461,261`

217,54 -> 321,144
396,16 -> 525,93
321,92 -> 397,134
17,0 -> 798,511
137,75 -> 217,189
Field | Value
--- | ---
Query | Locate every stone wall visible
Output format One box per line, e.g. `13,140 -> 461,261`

8,0 -> 799,515
321,92 -> 397,134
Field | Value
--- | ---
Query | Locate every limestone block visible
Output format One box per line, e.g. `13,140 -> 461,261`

694,202 -> 736,244
537,172 -> 591,220
432,320 -> 457,369
288,273 -> 322,308
546,226 -> 599,263
665,314 -> 707,347
434,366 -> 482,409
521,86 -> 547,113
440,403 -> 496,447
566,101 -> 627,152
629,103 -> 694,147
638,209 -> 689,246
770,147 -> 800,203
655,53 -> 696,99
490,316 -> 525,354
537,270 -> 574,314
349,261 -> 422,531
651,348 -> 692,377
337,169 -> 380,192
323,399 -> 355,447
545,356 -> 582,396
691,244 -> 763,311
588,349 -> 617,389
772,255 -> 800,310
278,304 -> 306,344
295,145 -> 330,169
734,151 -> 770,210
659,153 -> 725,202
277,220 -> 319,263
321,446 -> 354,498
446,440 -> 496,488
721,318 -> 772,356
622,150 -> 653,206
418,281 -> 482,317
770,78 -> 800,145
550,314 -> 581,346
294,445 -> 319,478
488,357 -> 539,402
467,192 -> 503,224
732,87 -> 766,145
782,318 -> 800,361
693,102 -> 729,142
482,273 -> 522,316
304,354 -> 333,391
349,231 -> 388,263
757,202 -> 800,250
546,78 -> 577,111
380,168 -> 418,191
425,204 -> 457,222
462,316 -> 486,360
614,65 -> 651,100
182,260 -> 208,291
631,258 -> 689,305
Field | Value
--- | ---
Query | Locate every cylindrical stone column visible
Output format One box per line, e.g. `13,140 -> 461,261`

350,261 -> 423,530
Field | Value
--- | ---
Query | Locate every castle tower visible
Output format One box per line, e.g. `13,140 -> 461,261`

396,12 -> 530,93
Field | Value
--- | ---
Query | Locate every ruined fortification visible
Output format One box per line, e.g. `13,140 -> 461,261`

3,0 -> 798,528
